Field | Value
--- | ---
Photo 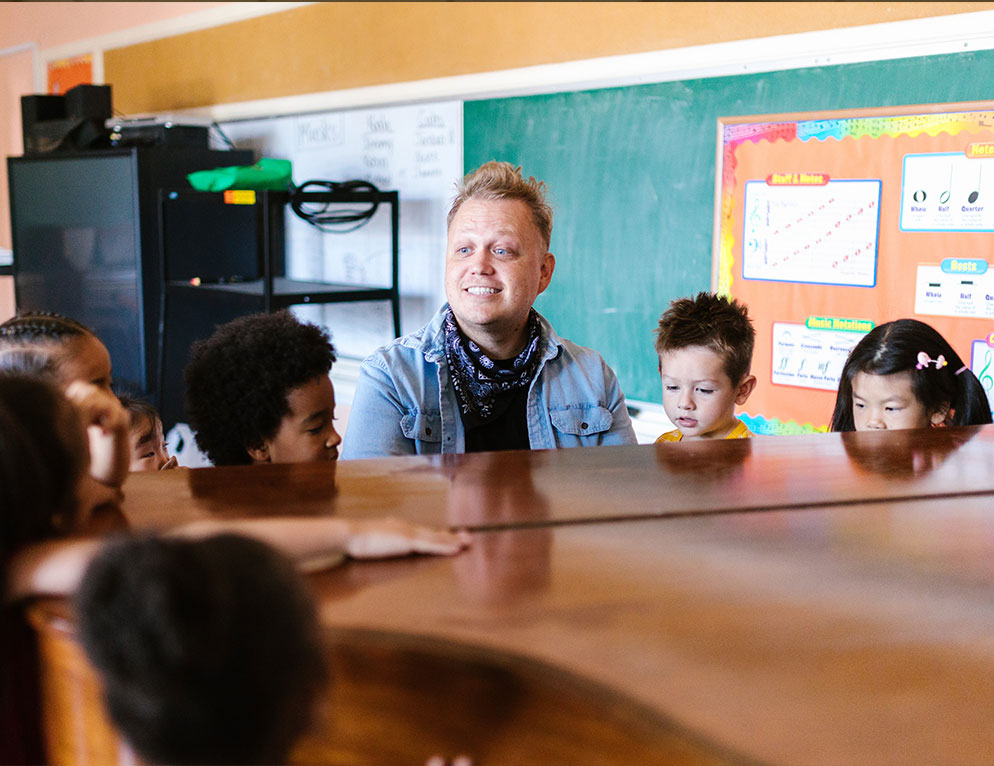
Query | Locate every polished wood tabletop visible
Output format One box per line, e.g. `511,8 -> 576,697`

297,497 -> 994,765
32,425 -> 994,765
124,425 -> 994,531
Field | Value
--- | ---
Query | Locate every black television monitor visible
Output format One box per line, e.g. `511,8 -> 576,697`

8,153 -> 145,390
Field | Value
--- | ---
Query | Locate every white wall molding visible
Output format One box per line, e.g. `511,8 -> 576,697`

157,9 -> 994,124
0,40 -> 40,92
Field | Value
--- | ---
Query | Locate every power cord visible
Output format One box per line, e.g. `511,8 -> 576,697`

288,180 -> 381,233
210,121 -> 237,150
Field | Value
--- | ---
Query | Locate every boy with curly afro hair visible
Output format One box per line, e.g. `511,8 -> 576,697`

184,311 -> 340,465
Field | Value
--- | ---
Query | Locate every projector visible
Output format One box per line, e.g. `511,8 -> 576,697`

108,116 -> 211,148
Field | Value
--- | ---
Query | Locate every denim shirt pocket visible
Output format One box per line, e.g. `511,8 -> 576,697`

549,405 -> 613,437
400,409 -> 443,443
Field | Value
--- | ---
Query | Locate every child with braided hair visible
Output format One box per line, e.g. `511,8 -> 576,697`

0,312 -> 127,502
0,311 -> 112,391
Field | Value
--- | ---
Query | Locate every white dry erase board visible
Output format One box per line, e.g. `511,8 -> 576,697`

219,101 -> 462,358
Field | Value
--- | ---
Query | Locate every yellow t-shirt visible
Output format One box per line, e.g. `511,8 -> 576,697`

655,419 -> 753,443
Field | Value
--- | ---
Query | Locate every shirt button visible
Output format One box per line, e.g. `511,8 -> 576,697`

425,427 -> 432,435
581,422 -> 588,430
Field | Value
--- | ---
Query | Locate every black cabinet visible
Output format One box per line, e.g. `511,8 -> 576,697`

6,147 -> 253,396
157,189 -> 400,429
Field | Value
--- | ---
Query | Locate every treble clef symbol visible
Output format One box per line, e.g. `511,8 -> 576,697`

980,349 -> 993,391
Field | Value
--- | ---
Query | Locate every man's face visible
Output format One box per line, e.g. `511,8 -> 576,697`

444,198 -> 555,352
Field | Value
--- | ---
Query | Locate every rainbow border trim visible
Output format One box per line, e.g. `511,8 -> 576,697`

739,412 -> 828,436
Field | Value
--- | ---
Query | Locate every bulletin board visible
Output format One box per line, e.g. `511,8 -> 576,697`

717,101 -> 994,434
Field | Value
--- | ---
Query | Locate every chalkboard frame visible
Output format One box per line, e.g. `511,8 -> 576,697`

464,49 -> 994,406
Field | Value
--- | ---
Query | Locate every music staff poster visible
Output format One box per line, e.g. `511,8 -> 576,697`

716,103 -> 994,434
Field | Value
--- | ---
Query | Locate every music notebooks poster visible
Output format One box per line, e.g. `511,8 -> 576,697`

716,104 -> 994,434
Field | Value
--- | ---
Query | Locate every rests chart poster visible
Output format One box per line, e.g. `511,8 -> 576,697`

716,103 -> 994,433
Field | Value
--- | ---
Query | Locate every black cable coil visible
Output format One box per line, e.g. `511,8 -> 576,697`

288,179 -> 381,233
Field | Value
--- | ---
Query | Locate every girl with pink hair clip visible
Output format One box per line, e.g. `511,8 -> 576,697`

830,318 -> 992,431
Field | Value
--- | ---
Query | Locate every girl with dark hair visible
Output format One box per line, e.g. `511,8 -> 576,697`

830,319 -> 992,432
0,311 -> 113,391
0,374 -> 102,765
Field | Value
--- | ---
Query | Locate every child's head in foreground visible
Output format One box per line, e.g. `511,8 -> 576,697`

117,394 -> 176,472
75,534 -> 328,766
184,310 -> 339,466
0,312 -> 112,391
654,292 -> 756,440
0,373 -> 88,568
830,318 -> 992,431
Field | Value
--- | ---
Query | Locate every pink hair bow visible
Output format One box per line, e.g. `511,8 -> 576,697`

916,351 -> 947,370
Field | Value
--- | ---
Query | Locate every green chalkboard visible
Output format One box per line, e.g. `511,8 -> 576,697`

464,49 -> 994,405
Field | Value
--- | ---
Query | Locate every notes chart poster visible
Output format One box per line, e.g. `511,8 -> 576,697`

717,105 -> 994,434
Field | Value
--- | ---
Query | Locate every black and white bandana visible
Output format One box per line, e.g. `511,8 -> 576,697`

442,307 -> 542,426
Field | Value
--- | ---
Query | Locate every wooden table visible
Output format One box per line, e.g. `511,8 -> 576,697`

31,426 -> 994,765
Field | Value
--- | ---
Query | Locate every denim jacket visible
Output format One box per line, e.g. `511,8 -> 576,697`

342,304 -> 636,458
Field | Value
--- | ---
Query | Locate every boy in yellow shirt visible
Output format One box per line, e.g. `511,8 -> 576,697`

654,292 -> 757,442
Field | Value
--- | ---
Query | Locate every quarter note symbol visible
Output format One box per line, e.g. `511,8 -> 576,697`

968,165 -> 983,204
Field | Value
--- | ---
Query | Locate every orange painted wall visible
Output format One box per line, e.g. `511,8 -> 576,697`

105,2 -> 994,114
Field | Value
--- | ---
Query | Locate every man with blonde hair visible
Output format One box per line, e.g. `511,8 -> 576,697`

343,161 -> 635,457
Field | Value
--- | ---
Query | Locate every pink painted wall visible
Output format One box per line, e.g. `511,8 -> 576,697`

0,3 -> 227,49
0,2 -> 227,320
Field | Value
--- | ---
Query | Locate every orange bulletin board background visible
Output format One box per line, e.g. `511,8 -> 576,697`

716,102 -> 994,434
46,54 -> 92,95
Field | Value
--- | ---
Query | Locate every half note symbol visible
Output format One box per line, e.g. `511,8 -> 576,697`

940,166 -> 952,204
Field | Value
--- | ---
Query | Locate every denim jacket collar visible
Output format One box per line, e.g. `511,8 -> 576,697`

413,303 -> 563,367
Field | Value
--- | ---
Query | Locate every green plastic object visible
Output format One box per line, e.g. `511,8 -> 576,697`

186,157 -> 292,192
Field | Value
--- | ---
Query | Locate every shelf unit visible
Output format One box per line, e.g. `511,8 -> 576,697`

156,188 -> 400,428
